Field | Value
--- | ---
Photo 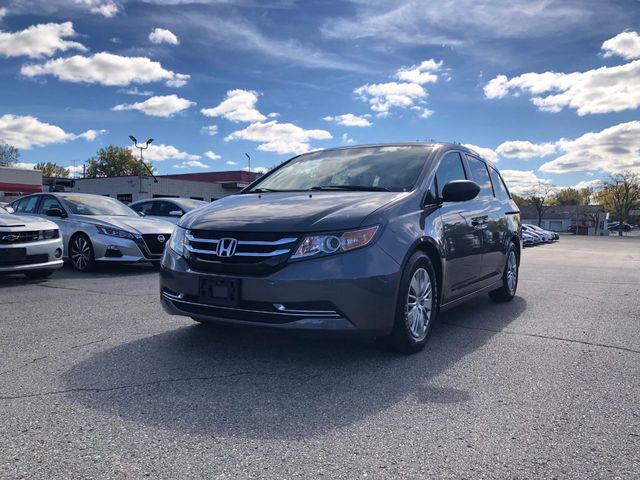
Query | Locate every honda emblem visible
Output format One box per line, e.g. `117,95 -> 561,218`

217,238 -> 238,257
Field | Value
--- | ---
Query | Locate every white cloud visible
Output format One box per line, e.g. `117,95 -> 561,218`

483,59 -> 640,116
462,144 -> 499,163
495,140 -> 557,159
173,160 -> 208,169
112,94 -> 195,117
341,133 -> 355,144
601,31 -> 640,60
355,59 -> 442,117
136,143 -> 200,162
76,129 -> 107,141
355,81 -> 428,117
0,114 -> 100,149
323,113 -> 371,127
499,169 -> 551,194
0,7 -> 7,19
73,0 -> 119,17
204,150 -> 221,160
201,89 -> 266,123
395,59 -> 442,84
21,52 -> 190,87
242,166 -> 269,173
226,160 -> 238,166
0,22 -> 86,58
572,179 -> 603,190
225,120 -> 332,155
539,121 -> 640,174
117,87 -> 154,96
201,125 -> 218,136
149,27 -> 179,45
14,162 -> 37,169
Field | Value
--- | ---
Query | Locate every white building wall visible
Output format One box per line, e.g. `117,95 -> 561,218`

72,176 -> 238,203
0,166 -> 43,201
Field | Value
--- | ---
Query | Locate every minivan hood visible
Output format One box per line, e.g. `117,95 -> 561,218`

180,191 -> 408,232
70,215 -> 174,234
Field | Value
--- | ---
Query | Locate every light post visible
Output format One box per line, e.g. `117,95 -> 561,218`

129,135 -> 158,183
245,152 -> 251,173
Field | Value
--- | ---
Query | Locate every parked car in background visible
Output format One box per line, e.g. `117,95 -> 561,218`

9,193 -> 174,272
607,222 -> 632,232
129,198 -> 208,225
524,224 -> 557,241
161,143 -> 522,353
0,207 -> 64,278
522,231 -> 535,247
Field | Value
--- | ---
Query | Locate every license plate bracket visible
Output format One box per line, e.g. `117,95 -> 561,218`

0,248 -> 27,264
199,277 -> 240,307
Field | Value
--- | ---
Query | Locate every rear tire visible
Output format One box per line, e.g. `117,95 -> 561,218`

488,244 -> 518,302
69,233 -> 95,272
377,252 -> 438,354
24,269 -> 55,279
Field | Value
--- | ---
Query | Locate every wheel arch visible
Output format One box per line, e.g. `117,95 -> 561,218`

401,238 -> 444,307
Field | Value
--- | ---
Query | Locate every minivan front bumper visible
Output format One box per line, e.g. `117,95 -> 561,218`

160,244 -> 402,334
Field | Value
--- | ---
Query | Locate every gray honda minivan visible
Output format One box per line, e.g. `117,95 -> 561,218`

160,143 -> 521,353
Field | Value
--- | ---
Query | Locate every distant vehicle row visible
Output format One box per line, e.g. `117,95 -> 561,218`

1,195 -> 208,273
522,224 -> 559,247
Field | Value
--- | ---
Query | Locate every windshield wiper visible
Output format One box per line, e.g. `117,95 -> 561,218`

309,185 -> 391,192
248,188 -> 286,193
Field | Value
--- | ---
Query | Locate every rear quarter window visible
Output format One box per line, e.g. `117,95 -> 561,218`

489,167 -> 512,201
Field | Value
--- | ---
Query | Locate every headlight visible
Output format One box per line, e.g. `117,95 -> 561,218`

291,225 -> 379,260
42,229 -> 59,239
96,225 -> 135,239
169,226 -> 187,256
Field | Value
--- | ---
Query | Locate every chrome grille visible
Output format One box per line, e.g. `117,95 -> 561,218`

184,230 -> 299,274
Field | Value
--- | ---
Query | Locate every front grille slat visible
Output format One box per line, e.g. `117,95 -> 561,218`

0,230 -> 56,245
0,253 -> 49,267
185,230 -> 299,275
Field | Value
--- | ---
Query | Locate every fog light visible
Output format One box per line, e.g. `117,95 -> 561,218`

105,245 -> 123,258
54,248 -> 62,258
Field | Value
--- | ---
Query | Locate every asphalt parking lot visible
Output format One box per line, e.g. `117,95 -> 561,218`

1,236 -> 638,479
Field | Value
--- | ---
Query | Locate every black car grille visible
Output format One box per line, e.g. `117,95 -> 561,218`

0,253 -> 49,267
0,230 -> 58,244
185,230 -> 299,275
141,234 -> 171,256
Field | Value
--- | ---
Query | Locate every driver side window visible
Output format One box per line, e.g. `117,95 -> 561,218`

435,152 -> 467,196
37,196 -> 63,214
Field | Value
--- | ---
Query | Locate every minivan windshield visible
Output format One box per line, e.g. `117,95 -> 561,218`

249,145 -> 432,193
62,195 -> 137,216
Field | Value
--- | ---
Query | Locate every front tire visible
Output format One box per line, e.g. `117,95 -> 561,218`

378,252 -> 438,354
24,269 -> 55,279
69,233 -> 95,272
488,244 -> 518,302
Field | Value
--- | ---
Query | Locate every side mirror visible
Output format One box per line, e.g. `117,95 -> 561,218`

46,207 -> 66,218
137,211 -> 145,217
441,180 -> 480,203
4,206 -> 15,214
169,210 -> 183,217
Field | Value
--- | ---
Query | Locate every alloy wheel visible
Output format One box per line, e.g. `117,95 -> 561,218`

71,236 -> 91,271
406,267 -> 433,340
506,250 -> 517,295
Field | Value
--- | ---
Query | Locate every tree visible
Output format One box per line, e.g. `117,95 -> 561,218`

34,162 -> 70,178
597,171 -> 640,236
0,142 -> 19,166
511,194 -> 530,209
554,187 -> 593,206
86,145 -> 154,178
522,183 -> 556,227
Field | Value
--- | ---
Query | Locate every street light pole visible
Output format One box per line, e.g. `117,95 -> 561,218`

129,135 -> 158,183
245,152 -> 251,173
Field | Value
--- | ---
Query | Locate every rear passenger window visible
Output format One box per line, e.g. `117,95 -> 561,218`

466,156 -> 494,198
435,152 -> 467,196
489,167 -> 511,200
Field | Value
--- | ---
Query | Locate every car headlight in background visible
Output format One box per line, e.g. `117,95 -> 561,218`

42,229 -> 59,239
96,225 -> 135,239
291,225 -> 379,260
169,226 -> 187,256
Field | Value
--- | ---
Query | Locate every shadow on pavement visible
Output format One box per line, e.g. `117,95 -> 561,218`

62,296 -> 526,440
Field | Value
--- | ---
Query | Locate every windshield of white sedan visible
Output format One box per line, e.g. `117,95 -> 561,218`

249,145 -> 432,193
62,196 -> 137,216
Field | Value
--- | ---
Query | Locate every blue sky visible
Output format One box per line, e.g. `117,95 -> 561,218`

0,0 -> 639,193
